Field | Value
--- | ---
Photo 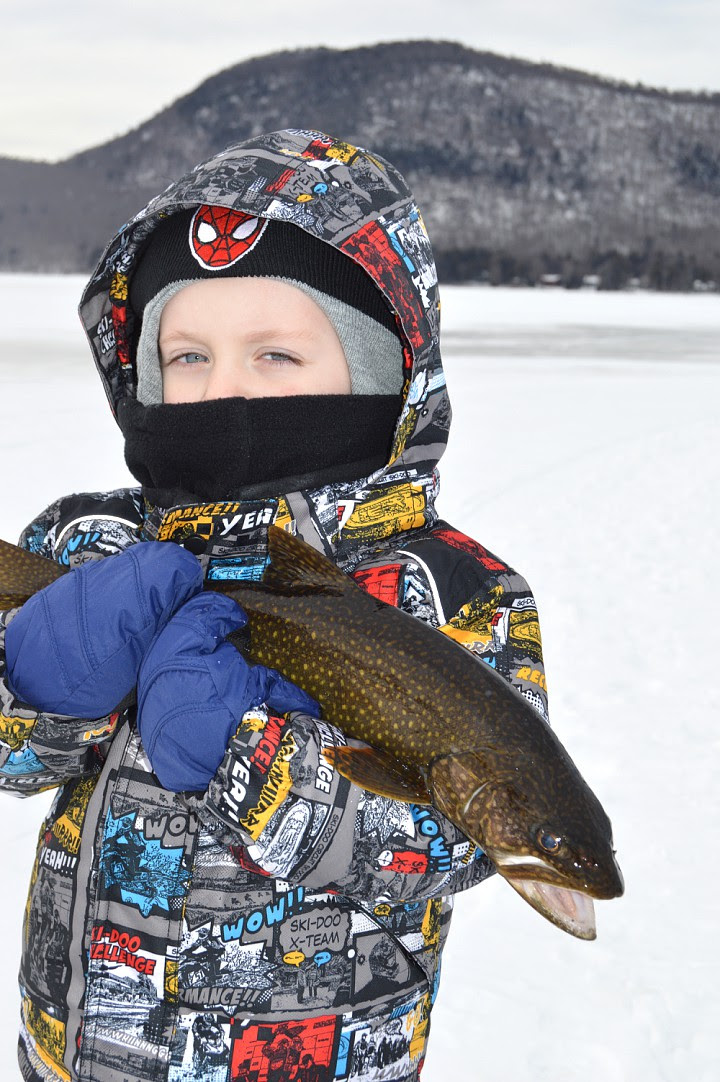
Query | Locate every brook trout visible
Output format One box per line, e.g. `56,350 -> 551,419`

0,526 -> 623,939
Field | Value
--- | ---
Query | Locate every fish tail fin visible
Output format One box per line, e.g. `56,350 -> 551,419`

0,538 -> 66,609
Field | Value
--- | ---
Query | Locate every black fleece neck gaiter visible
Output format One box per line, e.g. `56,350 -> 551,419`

118,395 -> 400,506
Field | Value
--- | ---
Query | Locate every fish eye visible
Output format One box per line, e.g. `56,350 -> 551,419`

537,828 -> 562,853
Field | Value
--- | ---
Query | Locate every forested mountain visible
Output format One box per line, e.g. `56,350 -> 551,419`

2,40 -> 718,289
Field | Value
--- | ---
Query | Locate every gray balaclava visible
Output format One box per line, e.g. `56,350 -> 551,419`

135,278 -> 403,406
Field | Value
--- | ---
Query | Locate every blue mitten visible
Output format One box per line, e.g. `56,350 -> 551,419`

136,591 -> 319,792
5,542 -> 203,717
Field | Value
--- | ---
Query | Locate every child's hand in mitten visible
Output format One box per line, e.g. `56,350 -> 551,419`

136,591 -> 319,792
5,542 -> 203,717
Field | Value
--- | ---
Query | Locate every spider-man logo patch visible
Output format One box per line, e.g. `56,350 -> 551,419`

189,205 -> 268,269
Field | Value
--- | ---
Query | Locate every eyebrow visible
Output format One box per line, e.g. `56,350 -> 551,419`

159,326 -> 319,343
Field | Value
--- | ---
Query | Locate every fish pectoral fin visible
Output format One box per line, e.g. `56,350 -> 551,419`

323,744 -> 433,804
264,525 -> 361,598
0,538 -> 67,609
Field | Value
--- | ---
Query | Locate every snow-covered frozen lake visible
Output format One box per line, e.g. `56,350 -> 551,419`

0,276 -> 718,1081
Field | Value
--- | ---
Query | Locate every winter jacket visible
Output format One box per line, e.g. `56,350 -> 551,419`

0,130 -> 549,1082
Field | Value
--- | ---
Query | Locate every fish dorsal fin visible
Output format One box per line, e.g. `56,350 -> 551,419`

0,538 -> 66,609
264,525 -> 357,597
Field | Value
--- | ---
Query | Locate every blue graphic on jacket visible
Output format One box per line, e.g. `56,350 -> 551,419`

99,808 -> 188,917
21,524 -> 47,555
58,530 -> 102,566
0,746 -> 47,776
207,555 -> 269,581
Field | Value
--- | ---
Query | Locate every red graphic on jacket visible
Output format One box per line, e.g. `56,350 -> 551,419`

341,222 -> 426,351
352,563 -> 402,607
301,135 -> 334,159
432,526 -> 507,572
190,205 -> 268,269
377,849 -> 429,875
111,302 -> 130,367
230,1015 -> 338,1081
265,168 -> 295,195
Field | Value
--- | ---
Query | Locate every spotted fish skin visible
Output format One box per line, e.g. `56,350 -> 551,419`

0,526 -> 624,937
0,538 -> 65,610
218,529 -> 623,924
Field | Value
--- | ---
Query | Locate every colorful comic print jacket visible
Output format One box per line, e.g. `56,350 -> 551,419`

0,130 -> 549,1082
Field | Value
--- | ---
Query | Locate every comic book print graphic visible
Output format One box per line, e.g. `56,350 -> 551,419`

143,496 -> 293,581
99,804 -> 191,918
20,989 -> 70,1082
21,776 -> 99,1010
229,1014 -> 338,1082
85,921 -> 168,1055
3,489 -> 544,1082
337,989 -> 430,1081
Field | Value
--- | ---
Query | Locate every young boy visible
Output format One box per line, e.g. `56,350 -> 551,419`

0,129 -> 548,1082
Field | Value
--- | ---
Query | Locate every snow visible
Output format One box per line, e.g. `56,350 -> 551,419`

1,275 -> 718,1081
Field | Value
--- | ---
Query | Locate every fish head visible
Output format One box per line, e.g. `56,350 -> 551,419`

430,749 -> 624,940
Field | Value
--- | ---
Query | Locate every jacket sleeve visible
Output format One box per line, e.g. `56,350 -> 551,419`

184,706 -> 496,903
0,496 -> 137,796
397,522 -> 549,721
0,610 -> 121,795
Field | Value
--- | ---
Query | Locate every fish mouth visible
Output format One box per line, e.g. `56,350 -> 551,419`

506,876 -> 597,940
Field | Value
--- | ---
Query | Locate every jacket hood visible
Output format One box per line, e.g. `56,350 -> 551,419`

79,129 -> 451,562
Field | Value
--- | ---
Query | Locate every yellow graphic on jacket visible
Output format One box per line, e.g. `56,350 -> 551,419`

421,897 -> 442,956
439,586 -> 504,650
0,711 -> 35,752
51,774 -> 100,856
240,730 -> 297,840
326,140 -> 358,163
82,716 -> 118,743
508,608 -> 543,663
109,272 -> 128,302
164,958 -> 179,1005
23,995 -> 69,1081
273,497 -> 293,533
405,990 -> 432,1064
156,501 -> 242,542
516,666 -> 548,692
342,483 -> 426,542
238,710 -> 267,735
156,500 -> 288,544
391,405 -> 418,459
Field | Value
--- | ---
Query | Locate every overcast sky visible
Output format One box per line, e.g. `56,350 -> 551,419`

2,0 -> 718,160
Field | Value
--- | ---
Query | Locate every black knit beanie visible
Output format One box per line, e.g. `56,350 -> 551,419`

130,207 -> 398,334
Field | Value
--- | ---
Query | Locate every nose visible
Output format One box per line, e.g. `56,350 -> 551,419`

203,358 -> 258,400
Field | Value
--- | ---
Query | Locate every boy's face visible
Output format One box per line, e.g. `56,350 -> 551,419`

158,277 -> 351,403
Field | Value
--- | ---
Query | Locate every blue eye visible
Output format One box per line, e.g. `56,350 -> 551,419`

537,828 -> 562,853
178,352 -> 208,365
263,351 -> 298,365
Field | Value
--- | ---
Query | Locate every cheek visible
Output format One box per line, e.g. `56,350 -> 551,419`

305,335 -> 351,394
332,363 -> 352,394
160,368 -> 180,404
316,353 -> 351,394
161,367 -> 206,404
274,355 -> 350,397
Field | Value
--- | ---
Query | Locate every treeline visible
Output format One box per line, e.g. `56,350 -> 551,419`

436,247 -> 720,291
